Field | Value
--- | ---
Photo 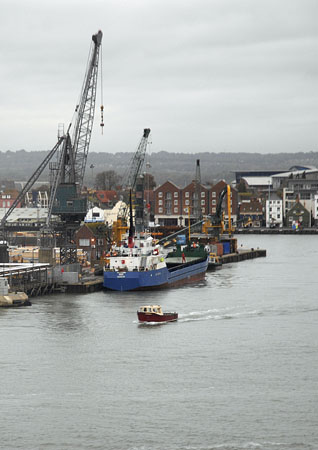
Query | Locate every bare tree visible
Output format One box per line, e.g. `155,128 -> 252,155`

95,170 -> 121,190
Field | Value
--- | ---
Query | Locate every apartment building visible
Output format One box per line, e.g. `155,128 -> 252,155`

265,194 -> 283,228
154,179 -> 238,227
181,181 -> 210,226
154,181 -> 183,226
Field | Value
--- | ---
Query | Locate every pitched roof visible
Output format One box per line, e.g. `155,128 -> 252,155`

239,200 -> 263,213
95,190 -> 118,203
84,222 -> 108,238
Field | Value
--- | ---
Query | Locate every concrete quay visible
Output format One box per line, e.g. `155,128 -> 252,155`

62,276 -> 104,294
220,248 -> 266,265
235,227 -> 318,235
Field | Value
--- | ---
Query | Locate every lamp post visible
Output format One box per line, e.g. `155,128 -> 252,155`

90,164 -> 95,187
184,206 -> 191,242
268,180 -> 271,227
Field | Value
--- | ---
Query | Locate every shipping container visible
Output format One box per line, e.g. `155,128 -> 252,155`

222,242 -> 231,254
209,244 -> 218,254
176,235 -> 186,245
216,243 -> 223,256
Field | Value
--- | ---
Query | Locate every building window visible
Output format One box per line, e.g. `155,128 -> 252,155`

185,199 -> 189,205
201,192 -> 205,197
158,192 -> 163,198
212,207 -> 216,213
185,192 -> 189,197
212,200 -> 216,205
158,199 -> 162,205
174,199 -> 178,205
174,192 -> 178,198
166,192 -> 172,200
79,239 -> 90,246
174,208 -> 178,213
201,200 -> 205,205
212,192 -> 216,198
159,207 -> 163,213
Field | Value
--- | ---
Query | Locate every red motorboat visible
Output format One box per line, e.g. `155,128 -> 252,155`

137,305 -> 178,323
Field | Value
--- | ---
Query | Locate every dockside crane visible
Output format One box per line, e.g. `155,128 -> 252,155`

112,128 -> 151,242
1,30 -> 103,262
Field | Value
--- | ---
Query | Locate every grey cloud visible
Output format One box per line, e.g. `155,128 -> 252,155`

0,0 -> 317,154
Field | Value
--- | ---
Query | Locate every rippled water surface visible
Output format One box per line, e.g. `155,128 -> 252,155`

1,235 -> 318,449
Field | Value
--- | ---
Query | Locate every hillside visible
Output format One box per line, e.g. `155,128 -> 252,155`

1,149 -> 318,188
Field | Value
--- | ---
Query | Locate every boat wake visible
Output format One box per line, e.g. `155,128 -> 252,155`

133,303 -> 317,326
178,307 -> 261,323
134,320 -> 173,327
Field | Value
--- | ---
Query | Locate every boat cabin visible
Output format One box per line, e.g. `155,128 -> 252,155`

138,305 -> 163,315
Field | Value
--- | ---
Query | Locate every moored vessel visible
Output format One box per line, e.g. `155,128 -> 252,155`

103,191 -> 208,291
103,234 -> 208,291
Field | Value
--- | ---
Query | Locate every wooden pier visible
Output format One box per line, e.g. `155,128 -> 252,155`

0,263 -> 56,297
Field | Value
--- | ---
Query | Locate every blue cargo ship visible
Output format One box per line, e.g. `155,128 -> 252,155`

103,236 -> 208,291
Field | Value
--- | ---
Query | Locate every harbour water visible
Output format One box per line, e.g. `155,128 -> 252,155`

1,235 -> 317,450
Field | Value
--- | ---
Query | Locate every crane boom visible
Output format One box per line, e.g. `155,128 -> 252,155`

0,136 -> 65,228
118,128 -> 151,221
72,30 -> 103,191
123,128 -> 151,191
49,30 -> 103,228
1,30 -> 103,247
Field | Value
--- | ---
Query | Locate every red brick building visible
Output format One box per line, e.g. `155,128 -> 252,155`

75,223 -> 108,262
181,181 -> 210,225
154,179 -> 238,227
154,181 -> 182,226
1,190 -> 21,209
239,198 -> 263,227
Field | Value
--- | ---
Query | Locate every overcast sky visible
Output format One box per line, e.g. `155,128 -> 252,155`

0,0 -> 317,154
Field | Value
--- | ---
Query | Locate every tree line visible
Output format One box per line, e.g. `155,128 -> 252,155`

1,149 -> 318,189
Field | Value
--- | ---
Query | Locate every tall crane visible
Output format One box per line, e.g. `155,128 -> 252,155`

117,128 -> 151,222
193,159 -> 203,221
1,30 -> 103,255
112,128 -> 151,243
49,30 -> 103,227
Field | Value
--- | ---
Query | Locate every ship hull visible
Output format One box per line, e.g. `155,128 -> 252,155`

137,312 -> 178,322
103,257 -> 208,291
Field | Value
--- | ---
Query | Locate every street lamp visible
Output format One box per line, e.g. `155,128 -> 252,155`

90,164 -> 95,187
184,206 -> 191,241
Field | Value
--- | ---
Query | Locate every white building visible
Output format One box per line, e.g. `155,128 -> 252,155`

313,195 -> 318,226
266,194 -> 283,228
84,206 -> 105,223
